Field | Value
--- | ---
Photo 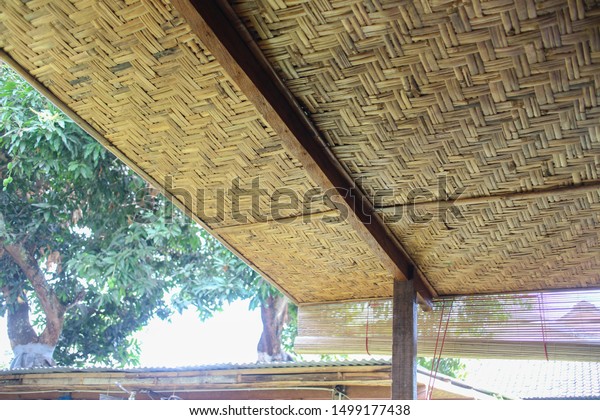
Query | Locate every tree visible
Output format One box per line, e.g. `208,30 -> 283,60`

417,357 -> 466,380
0,64 -> 293,368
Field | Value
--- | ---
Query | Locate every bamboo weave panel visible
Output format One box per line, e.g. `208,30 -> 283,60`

234,0 -> 600,294
0,0 -> 332,229
380,189 -> 600,294
3,0 -> 600,299
234,0 -> 600,206
217,214 -> 392,303
0,0 -> 391,303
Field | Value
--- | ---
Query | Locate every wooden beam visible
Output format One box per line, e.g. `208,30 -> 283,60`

392,279 -> 417,400
380,180 -> 600,213
170,0 -> 436,305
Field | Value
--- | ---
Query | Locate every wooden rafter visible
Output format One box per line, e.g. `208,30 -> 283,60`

171,0 -> 436,305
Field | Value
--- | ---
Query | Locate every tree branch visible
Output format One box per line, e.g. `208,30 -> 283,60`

3,242 -> 66,345
0,212 -> 6,240
66,289 -> 87,311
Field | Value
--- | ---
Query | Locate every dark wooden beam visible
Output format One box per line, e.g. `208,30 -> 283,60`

170,0 -> 436,305
392,279 -> 417,400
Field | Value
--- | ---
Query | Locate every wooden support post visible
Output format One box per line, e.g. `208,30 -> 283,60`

392,278 -> 417,400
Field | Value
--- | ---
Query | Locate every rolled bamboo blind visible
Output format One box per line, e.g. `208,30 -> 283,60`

295,289 -> 600,361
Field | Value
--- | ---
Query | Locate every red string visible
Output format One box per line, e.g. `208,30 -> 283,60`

428,299 -> 454,400
365,302 -> 381,356
427,300 -> 446,398
538,294 -> 549,361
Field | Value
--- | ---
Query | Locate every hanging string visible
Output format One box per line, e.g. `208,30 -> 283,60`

427,299 -> 446,399
365,302 -> 372,356
364,302 -> 380,356
427,298 -> 454,400
538,294 -> 550,361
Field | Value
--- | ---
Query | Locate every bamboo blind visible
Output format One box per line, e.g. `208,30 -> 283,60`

296,289 -> 600,361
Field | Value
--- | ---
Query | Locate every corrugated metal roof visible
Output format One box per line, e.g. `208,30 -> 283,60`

0,358 -> 394,375
0,359 -> 504,399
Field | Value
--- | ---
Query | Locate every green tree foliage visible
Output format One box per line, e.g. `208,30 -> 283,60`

0,64 -> 289,367
417,357 -> 466,380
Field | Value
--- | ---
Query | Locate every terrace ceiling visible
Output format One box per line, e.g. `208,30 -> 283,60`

1,0 -> 600,305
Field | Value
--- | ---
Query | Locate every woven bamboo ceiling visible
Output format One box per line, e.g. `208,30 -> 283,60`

2,0 -> 600,305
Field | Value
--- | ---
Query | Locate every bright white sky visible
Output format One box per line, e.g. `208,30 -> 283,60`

0,317 -> 11,367
0,299 -> 263,368
134,300 -> 263,366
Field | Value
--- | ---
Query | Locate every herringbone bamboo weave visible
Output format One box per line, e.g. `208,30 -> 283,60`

2,0 -> 600,299
235,0 -> 600,203
219,212 -> 392,303
234,0 -> 600,294
1,0 -> 338,228
0,0 -> 392,303
381,189 -> 600,294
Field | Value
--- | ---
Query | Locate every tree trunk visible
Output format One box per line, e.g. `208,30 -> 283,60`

2,241 -> 66,368
6,289 -> 38,347
257,294 -> 292,362
2,286 -> 56,369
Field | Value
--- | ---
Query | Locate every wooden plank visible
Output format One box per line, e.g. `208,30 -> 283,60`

0,366 -> 395,394
170,0 -> 436,305
0,388 -> 356,400
345,385 -> 393,400
392,279 -> 417,400
159,389 -> 339,400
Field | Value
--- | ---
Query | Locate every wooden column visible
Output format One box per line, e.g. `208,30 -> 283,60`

392,278 -> 417,400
